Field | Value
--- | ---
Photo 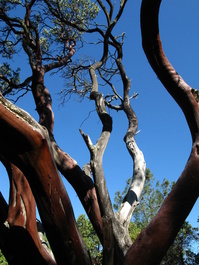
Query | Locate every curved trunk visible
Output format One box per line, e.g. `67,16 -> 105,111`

140,0 -> 199,142
124,1 -> 199,264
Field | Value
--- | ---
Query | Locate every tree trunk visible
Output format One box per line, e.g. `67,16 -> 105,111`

0,94 -> 91,265
1,159 -> 56,265
124,1 -> 199,264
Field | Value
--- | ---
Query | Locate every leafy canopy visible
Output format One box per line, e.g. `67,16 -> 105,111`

0,0 -> 99,97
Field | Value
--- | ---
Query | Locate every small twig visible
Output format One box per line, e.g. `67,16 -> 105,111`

79,109 -> 96,128
79,128 -> 93,152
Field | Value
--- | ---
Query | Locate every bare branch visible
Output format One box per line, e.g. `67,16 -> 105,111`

97,0 -> 111,25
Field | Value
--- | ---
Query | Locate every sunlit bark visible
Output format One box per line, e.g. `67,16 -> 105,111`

115,35 -> 146,230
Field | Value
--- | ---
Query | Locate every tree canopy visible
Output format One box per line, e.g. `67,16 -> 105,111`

0,0 -> 99,98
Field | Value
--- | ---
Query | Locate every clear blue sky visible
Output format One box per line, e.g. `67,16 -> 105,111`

1,0 -> 199,239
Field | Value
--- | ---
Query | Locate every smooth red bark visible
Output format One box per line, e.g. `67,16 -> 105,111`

0,96 -> 91,265
0,161 -> 56,264
0,191 -> 50,265
124,1 -> 199,264
31,75 -> 103,243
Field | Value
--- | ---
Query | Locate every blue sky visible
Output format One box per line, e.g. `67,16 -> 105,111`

1,0 -> 199,243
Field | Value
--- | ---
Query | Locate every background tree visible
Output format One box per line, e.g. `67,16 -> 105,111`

76,169 -> 199,265
0,250 -> 7,265
77,214 -> 102,265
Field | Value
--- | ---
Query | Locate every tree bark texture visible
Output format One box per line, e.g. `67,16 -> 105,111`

0,94 -> 91,265
31,70 -> 103,244
0,160 -> 56,265
0,187 -> 52,265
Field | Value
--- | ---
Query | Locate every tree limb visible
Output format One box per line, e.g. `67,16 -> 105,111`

0,94 -> 92,265
124,1 -> 199,264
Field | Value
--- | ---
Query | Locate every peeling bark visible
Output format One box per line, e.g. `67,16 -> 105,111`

88,91 -> 113,218
140,0 -> 198,141
1,160 -> 56,265
106,24 -> 147,253
0,94 -> 91,265
116,65 -> 146,229
0,190 -> 53,265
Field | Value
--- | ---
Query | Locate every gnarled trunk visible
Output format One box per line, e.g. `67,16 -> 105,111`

0,94 -> 91,265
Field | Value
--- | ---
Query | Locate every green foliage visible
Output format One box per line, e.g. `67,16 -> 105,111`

0,0 -> 99,97
0,250 -> 8,265
113,178 -> 131,211
40,0 -> 100,52
1,0 -> 100,56
114,168 -> 199,264
77,214 -> 102,265
0,63 -> 21,94
0,0 -> 21,13
128,222 -> 142,242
